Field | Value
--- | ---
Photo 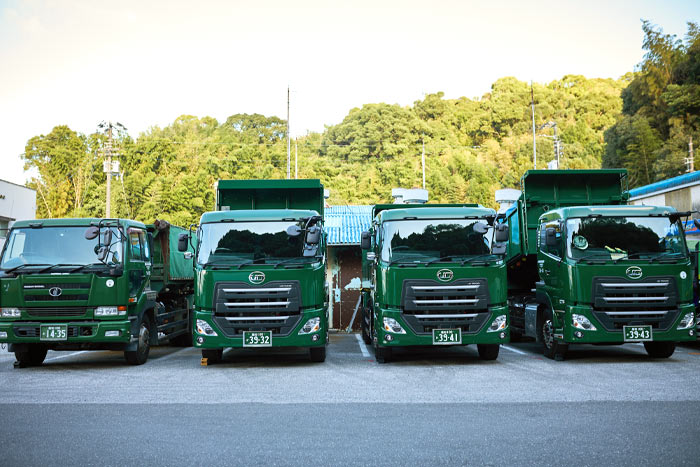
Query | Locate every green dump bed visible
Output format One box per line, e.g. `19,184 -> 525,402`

504,169 -> 628,263
148,220 -> 195,291
216,179 -> 325,216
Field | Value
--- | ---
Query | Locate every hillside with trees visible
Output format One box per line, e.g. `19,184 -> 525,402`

21,20 -> 698,227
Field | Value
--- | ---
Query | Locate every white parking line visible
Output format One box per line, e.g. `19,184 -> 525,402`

44,351 -> 91,362
355,333 -> 370,357
501,345 -> 528,355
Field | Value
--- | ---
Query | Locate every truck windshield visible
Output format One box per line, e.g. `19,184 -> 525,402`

0,226 -> 123,270
198,221 -> 307,265
566,216 -> 687,261
380,219 -> 492,263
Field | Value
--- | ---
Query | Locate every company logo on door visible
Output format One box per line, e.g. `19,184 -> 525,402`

626,266 -> 643,280
436,269 -> 454,282
249,271 -> 266,284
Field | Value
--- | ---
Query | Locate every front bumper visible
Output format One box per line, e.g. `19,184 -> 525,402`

553,304 -> 697,344
0,319 -> 132,345
193,307 -> 327,349
374,305 -> 509,347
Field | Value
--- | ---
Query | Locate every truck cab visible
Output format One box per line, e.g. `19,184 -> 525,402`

360,204 -> 509,363
186,180 -> 328,363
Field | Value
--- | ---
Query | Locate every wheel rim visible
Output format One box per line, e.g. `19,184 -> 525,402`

542,319 -> 554,350
139,323 -> 150,357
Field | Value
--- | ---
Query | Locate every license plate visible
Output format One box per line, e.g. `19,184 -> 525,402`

623,325 -> 653,342
243,331 -> 272,347
432,328 -> 462,345
40,324 -> 67,341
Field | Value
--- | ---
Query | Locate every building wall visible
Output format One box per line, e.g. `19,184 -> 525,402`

326,246 -> 363,330
0,180 -> 37,250
631,185 -> 700,218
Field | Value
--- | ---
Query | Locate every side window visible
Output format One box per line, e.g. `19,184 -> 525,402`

140,232 -> 151,262
129,230 -> 144,261
540,222 -> 563,258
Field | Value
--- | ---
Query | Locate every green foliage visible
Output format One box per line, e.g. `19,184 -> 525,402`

604,20 -> 700,186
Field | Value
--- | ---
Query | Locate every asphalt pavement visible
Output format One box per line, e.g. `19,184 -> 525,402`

1,335 -> 699,466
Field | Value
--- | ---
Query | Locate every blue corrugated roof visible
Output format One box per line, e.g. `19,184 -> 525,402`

629,171 -> 700,198
325,205 -> 373,246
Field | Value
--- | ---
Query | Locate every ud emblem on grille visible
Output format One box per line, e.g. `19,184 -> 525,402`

48,287 -> 63,297
436,269 -> 454,282
625,266 -> 643,280
248,271 -> 265,284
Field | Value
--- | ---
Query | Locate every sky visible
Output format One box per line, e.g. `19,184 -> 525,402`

0,0 -> 697,185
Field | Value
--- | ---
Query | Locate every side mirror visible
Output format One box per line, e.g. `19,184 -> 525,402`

492,243 -> 507,255
85,226 -> 99,240
286,225 -> 302,237
97,246 -> 109,262
694,219 -> 700,231
366,252 -> 376,262
177,233 -> 189,252
305,226 -> 321,245
473,222 -> 488,235
494,223 -> 509,242
361,231 -> 371,250
303,244 -> 319,257
545,228 -> 558,247
102,229 -> 112,246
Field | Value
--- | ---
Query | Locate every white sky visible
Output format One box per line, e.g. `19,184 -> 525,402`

0,0 -> 697,185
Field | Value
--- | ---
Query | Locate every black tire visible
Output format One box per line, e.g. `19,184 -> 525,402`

644,341 -> 676,358
477,344 -> 500,361
124,317 -> 151,365
15,345 -> 48,367
361,309 -> 372,345
309,346 -> 326,362
375,345 -> 391,364
540,308 -> 568,361
202,348 -> 223,364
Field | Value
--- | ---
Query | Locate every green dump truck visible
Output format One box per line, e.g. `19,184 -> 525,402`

182,179 -> 328,363
359,204 -> 510,363
503,170 -> 696,360
0,218 -> 195,366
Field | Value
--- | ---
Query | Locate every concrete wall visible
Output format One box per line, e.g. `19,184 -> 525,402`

630,184 -> 700,218
0,180 -> 37,250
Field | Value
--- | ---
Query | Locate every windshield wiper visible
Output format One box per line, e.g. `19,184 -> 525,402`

36,263 -> 87,274
648,252 -> 685,263
388,258 -> 429,266
425,255 -> 466,266
273,257 -> 321,269
1,263 -> 51,274
461,254 -> 498,265
574,253 -> 611,264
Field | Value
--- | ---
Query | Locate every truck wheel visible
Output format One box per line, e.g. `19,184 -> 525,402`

643,341 -> 676,358
477,344 -> 500,360
540,309 -> 568,361
309,346 -> 326,362
361,310 -> 372,345
15,345 -> 48,367
202,348 -> 223,364
374,345 -> 391,364
124,317 -> 151,365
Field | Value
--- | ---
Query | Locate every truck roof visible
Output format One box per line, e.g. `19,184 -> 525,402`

540,204 -> 677,221
376,205 -> 495,222
11,218 -> 147,229
200,209 -> 321,224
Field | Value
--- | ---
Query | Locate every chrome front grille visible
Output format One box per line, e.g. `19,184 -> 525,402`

401,279 -> 491,334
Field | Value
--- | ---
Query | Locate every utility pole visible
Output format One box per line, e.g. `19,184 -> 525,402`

295,139 -> 298,179
688,136 -> 695,173
286,86 -> 291,179
531,82 -> 537,169
421,138 -> 426,190
98,121 -> 125,218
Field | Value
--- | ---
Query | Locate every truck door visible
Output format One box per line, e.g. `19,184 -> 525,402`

127,228 -> 149,298
538,221 -> 565,305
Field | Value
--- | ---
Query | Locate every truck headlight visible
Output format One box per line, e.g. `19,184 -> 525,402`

572,314 -> 597,331
1,308 -> 21,318
298,317 -> 321,334
487,315 -> 507,332
383,317 -> 406,334
196,319 -> 217,336
677,312 -> 695,330
95,306 -> 127,317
